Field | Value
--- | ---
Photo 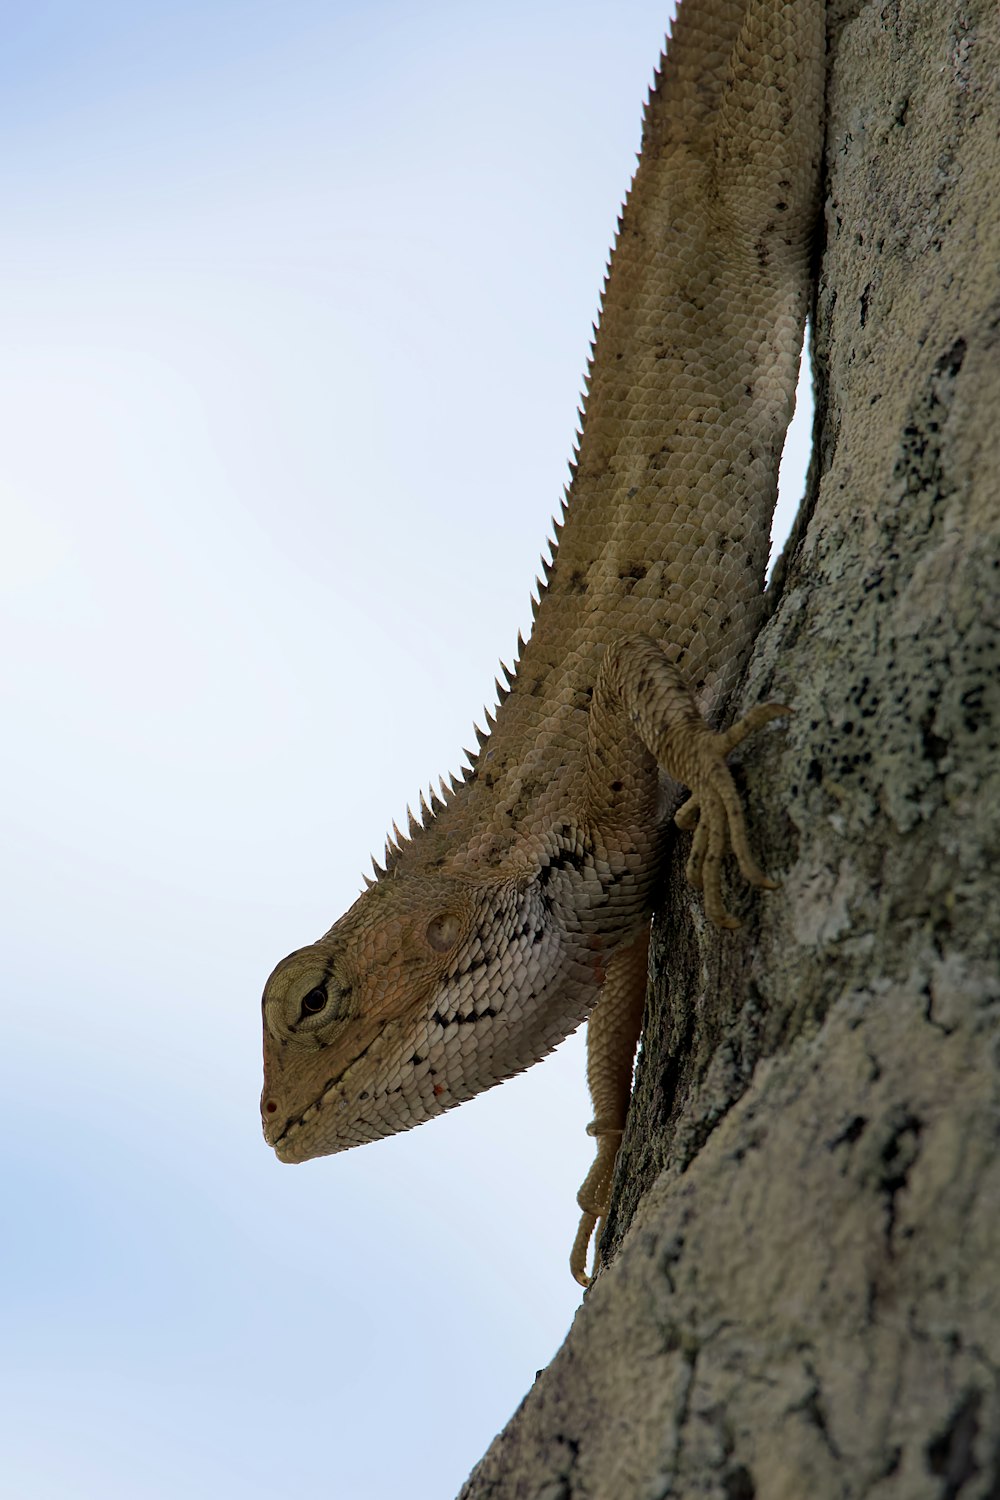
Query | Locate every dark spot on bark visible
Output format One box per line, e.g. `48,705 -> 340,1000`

921,710 -> 948,764
723,1465 -> 756,1500
879,1110 -> 923,1244
880,1447 -> 901,1480
893,338 -> 967,507
926,1389 -> 981,1499
960,684 -> 986,733
937,338 -> 967,380
827,1115 -> 867,1150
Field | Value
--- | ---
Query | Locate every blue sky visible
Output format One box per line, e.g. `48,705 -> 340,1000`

1,5 -> 811,1496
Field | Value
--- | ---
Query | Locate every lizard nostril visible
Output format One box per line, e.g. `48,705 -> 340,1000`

264,1100 -> 278,1115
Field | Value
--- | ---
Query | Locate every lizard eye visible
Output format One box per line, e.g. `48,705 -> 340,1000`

299,986 -> 327,1017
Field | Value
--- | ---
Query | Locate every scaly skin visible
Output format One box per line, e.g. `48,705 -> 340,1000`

261,0 -> 825,1284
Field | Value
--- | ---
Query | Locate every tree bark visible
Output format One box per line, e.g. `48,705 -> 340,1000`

461,3 -> 1000,1496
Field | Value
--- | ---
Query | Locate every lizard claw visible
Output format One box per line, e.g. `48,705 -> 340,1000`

570,1120 -> 623,1285
570,1210 -> 600,1287
718,701 -> 792,755
673,702 -> 790,928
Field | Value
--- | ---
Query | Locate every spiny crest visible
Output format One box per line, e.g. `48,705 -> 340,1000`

360,604 -> 540,897
365,763 -> 472,889
363,801 -> 421,887
558,28 -> 668,524
638,27 -> 667,140
381,819 -> 407,875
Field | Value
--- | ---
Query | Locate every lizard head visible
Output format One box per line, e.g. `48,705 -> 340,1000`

260,862 -> 585,1163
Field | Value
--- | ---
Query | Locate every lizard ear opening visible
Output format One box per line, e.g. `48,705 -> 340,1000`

425,912 -> 462,953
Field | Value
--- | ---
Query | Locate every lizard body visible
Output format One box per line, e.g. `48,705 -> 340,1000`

261,0 -> 825,1282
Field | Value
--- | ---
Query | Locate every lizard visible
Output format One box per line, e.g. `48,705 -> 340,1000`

260,0 -> 825,1286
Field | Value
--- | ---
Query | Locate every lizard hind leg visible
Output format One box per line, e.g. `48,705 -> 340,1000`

589,635 -> 789,929
571,925 -> 650,1287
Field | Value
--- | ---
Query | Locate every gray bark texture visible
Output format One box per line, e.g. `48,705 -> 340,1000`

460,3 -> 1000,1497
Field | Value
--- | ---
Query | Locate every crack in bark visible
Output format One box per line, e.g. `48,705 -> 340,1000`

646,1341 -> 699,1500
788,1357 -> 842,1462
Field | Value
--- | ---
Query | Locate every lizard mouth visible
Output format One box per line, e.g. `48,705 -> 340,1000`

262,1030 -> 383,1159
270,1119 -> 325,1162
264,1089 -> 346,1161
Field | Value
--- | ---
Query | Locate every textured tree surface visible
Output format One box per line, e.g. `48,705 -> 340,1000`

460,3 -> 1000,1496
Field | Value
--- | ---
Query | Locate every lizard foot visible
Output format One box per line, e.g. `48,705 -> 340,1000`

570,1119 -> 623,1286
592,637 -> 789,928
673,701 -> 791,927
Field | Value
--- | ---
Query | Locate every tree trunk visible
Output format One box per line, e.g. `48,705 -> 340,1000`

461,3 -> 1000,1496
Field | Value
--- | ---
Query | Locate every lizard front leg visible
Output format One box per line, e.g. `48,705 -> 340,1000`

572,634 -> 787,1282
589,634 -> 788,928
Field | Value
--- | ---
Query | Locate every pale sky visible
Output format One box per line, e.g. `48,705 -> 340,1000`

1,4 -> 811,1496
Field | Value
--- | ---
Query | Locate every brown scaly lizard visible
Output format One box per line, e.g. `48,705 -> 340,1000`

261,0 -> 825,1285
